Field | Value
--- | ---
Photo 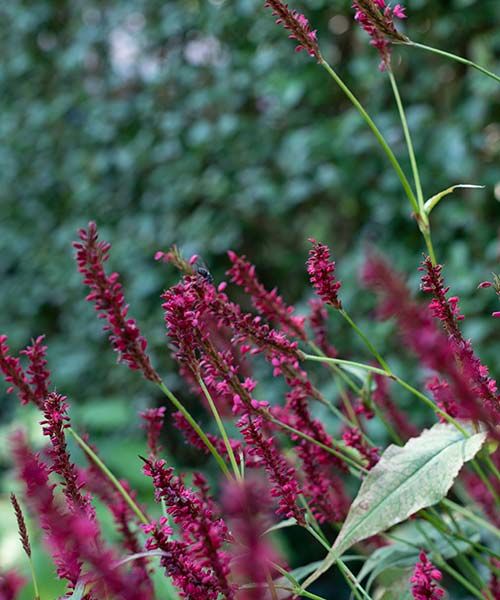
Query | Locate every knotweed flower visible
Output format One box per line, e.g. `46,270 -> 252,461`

222,477 -> 285,600
142,458 -> 233,598
140,406 -> 166,457
426,377 -> 461,422
0,570 -> 25,600
21,335 -> 50,406
343,427 -> 380,469
264,0 -> 320,60
41,392 -> 95,520
0,335 -> 42,408
227,250 -> 306,340
420,257 -> 500,419
353,0 -> 409,70
10,494 -> 32,560
237,411 -> 305,524
410,551 -> 445,599
307,239 -> 343,309
74,222 -> 160,383
143,518 -> 220,599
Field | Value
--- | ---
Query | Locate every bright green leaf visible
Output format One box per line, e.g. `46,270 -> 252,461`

424,184 -> 484,214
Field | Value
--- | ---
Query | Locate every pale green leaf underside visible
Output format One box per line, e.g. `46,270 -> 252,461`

302,421 -> 486,589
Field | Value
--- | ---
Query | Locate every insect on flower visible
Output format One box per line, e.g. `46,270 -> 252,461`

195,258 -> 214,284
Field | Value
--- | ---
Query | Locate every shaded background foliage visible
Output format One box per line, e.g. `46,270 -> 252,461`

0,0 -> 499,596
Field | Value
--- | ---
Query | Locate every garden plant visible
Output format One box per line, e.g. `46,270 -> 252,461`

0,1 -> 499,599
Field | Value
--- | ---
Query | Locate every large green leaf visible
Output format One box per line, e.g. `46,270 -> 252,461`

302,421 -> 486,589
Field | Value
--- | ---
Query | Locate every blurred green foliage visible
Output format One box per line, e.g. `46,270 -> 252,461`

0,0 -> 499,596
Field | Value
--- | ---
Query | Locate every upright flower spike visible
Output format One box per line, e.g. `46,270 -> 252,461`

353,0 -> 409,70
74,222 -> 160,383
307,239 -> 343,309
10,494 -> 32,560
410,551 -> 445,600
41,392 -> 96,521
264,0 -> 320,60
226,251 -> 307,340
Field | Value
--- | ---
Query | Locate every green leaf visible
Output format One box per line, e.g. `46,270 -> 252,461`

357,518 -> 480,588
424,184 -> 484,214
302,421 -> 486,589
263,517 -> 297,534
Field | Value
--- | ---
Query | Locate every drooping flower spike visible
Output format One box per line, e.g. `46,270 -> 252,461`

353,0 -> 409,70
264,0 -> 320,60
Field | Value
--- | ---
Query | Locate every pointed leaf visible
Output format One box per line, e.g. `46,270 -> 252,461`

424,184 -> 484,214
302,421 -> 486,589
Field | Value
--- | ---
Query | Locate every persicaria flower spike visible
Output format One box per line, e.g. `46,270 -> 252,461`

410,551 -> 445,599
353,0 -> 409,70
73,222 -> 160,383
264,0 -> 320,60
307,239 -> 342,309
10,493 -> 31,559
140,406 -> 166,457
0,335 -> 42,408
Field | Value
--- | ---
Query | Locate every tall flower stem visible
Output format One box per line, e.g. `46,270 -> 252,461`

399,41 -> 500,84
319,57 -> 419,214
68,428 -> 149,525
197,374 -> 241,480
387,69 -> 437,264
157,381 -> 231,478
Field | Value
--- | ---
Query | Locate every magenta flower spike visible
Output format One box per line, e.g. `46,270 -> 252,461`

74,222 -> 160,383
307,239 -> 343,309
264,0 -> 320,60
410,551 -> 445,599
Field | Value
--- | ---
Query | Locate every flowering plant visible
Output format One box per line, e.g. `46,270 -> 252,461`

1,2 -> 499,599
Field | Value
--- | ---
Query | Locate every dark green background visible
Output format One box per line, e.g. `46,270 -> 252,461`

0,0 -> 498,597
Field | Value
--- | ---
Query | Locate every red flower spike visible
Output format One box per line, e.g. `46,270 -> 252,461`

74,222 -> 160,383
264,0 -> 320,60
410,551 -> 445,599
307,239 -> 343,309
0,335 -> 41,408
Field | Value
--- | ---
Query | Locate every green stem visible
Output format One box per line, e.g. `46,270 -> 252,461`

387,69 -> 424,213
68,428 -> 149,525
401,41 -> 500,84
302,354 -> 388,378
197,374 -> 241,480
319,58 -> 419,213
339,309 -> 392,373
157,381 -> 231,478
29,557 -> 40,600
337,560 -> 373,600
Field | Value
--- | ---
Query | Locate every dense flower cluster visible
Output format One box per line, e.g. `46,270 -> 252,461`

10,493 -> 31,559
0,335 -> 43,408
264,0 -> 320,60
0,570 -> 25,600
307,239 -> 343,309
353,0 -> 408,69
143,458 -> 233,598
74,222 -> 160,383
410,551 -> 445,599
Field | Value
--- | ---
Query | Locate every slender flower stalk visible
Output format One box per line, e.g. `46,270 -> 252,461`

74,222 -> 160,383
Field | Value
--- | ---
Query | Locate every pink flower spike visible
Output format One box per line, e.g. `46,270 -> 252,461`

410,551 -> 445,599
307,239 -> 343,309
264,0 -> 320,60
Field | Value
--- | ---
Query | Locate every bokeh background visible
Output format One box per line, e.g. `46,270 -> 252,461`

0,0 -> 499,597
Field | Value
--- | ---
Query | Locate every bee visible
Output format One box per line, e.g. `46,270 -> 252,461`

194,257 -> 214,284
